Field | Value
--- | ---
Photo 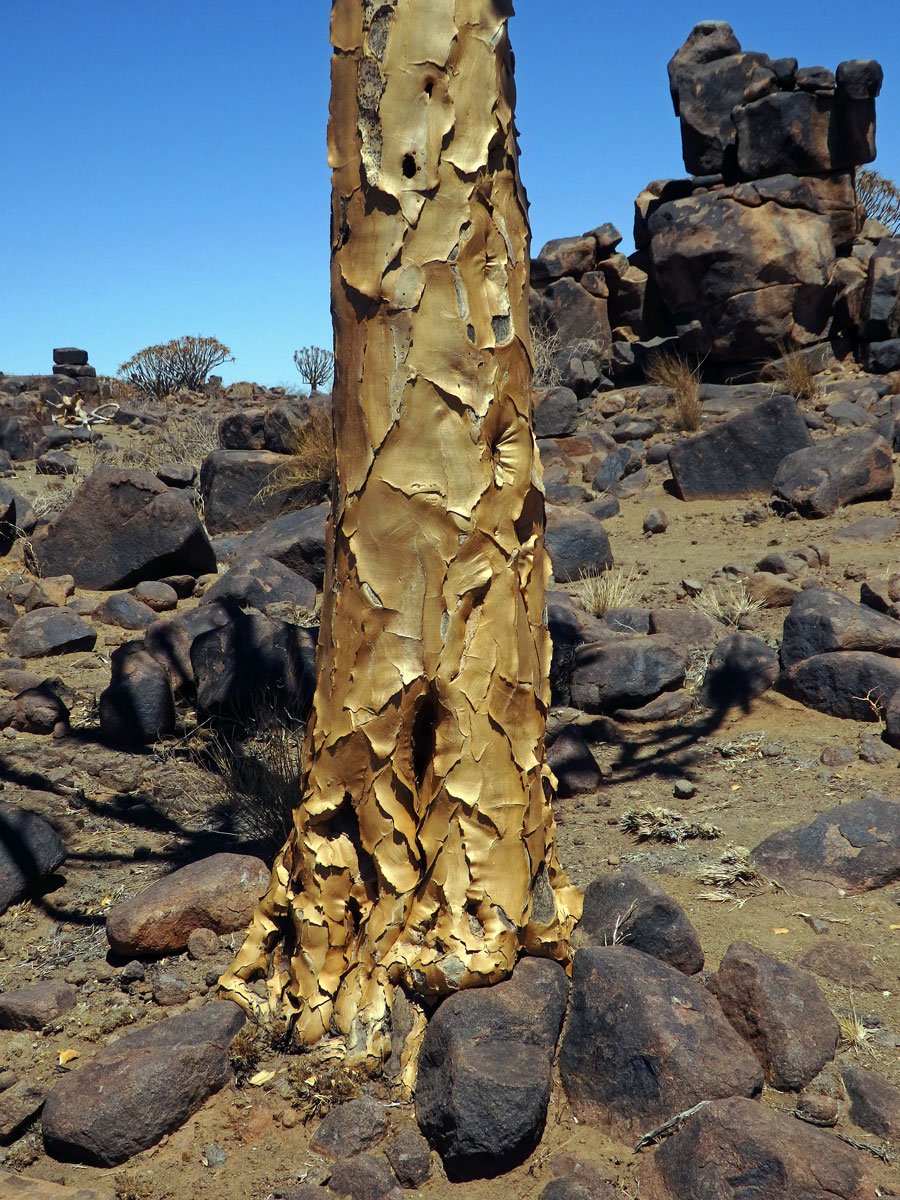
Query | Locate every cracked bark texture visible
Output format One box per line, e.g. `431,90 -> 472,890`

220,0 -> 582,1084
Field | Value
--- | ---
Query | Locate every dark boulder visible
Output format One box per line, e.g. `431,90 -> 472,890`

545,506 -> 613,584
780,587 -> 900,668
235,503 -> 330,587
843,1066 -> 900,1139
734,90 -> 877,179
559,946 -> 763,1137
415,958 -> 569,1179
5,609 -> 96,658
0,801 -> 66,914
95,592 -> 157,631
772,429 -> 893,517
547,725 -> 603,798
706,940 -> 838,1089
99,642 -> 176,745
0,980 -> 78,1031
201,554 -> 316,613
699,633 -> 777,711
859,237 -> 900,341
574,870 -> 704,975
776,651 -> 900,721
751,794 -> 900,896
199,449 -> 311,535
668,395 -> 811,500
144,602 -> 235,692
310,1097 -> 389,1159
570,636 -> 687,714
0,685 -> 69,735
33,468 -> 216,588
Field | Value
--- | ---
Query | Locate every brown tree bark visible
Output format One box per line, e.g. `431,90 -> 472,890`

220,0 -> 581,1088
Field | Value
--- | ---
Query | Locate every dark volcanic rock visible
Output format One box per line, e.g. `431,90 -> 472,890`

668,396 -> 811,500
201,553 -> 317,613
5,609 -> 96,659
860,237 -> 900,341
706,940 -> 838,1089
384,1128 -> 432,1188
199,449 -> 311,535
106,852 -> 269,957
0,980 -> 78,1030
843,1066 -> 900,1139
776,651 -> 900,721
544,506 -> 613,583
0,685 -> 69,735
574,870 -> 704,975
236,503 -> 330,587
33,468 -> 216,588
191,610 -> 317,716
533,387 -> 579,438
0,802 -> 66,914
41,1001 -> 245,1166
415,957 -> 569,1179
99,641 -> 176,745
780,587 -> 900,668
638,1096 -> 875,1200
772,429 -> 893,517
797,941 -> 887,991
326,1154 -> 401,1200
733,89 -> 876,180
144,602 -> 234,692
559,947 -> 762,1136
310,1097 -> 388,1159
547,725 -> 603,797
96,592 -> 157,631
751,795 -> 900,897
569,636 -> 687,714
699,633 -> 777,711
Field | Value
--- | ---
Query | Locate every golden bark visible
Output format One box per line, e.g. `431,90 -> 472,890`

220,0 -> 581,1087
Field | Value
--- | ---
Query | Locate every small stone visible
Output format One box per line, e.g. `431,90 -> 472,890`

151,970 -> 191,1007
673,778 -> 696,799
820,745 -> 855,767
643,508 -> 669,535
310,1097 -> 388,1159
0,980 -> 78,1030
384,1128 -> 432,1187
187,927 -> 221,960
203,1142 -> 227,1168
796,1092 -> 839,1126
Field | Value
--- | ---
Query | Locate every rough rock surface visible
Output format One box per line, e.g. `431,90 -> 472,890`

5,609 -> 97,659
0,980 -> 78,1030
776,650 -> 900,721
0,802 -> 66,914
772,429 -> 894,517
780,586 -> 900,668
569,636 -> 688,714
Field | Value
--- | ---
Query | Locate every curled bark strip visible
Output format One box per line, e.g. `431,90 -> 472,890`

220,0 -> 582,1090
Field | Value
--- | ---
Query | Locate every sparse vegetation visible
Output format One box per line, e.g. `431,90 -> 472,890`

287,1046 -> 363,1122
837,996 -> 877,1057
690,580 -> 764,628
856,168 -> 900,235
774,340 -> 818,402
119,335 -> 233,400
259,404 -> 334,501
293,345 -> 334,394
576,565 -> 643,616
531,317 -> 563,387
696,845 -> 763,888
645,350 -> 702,431
619,807 -> 721,843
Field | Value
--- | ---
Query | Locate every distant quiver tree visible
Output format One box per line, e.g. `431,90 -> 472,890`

293,345 -> 335,393
119,335 -> 233,400
857,168 -> 900,235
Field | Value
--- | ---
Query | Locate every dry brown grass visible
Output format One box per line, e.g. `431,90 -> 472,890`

645,350 -> 702,431
531,317 -> 563,388
259,406 -> 334,499
696,845 -> 763,887
620,807 -> 721,843
774,341 -> 818,402
576,565 -> 644,616
690,580 -> 764,628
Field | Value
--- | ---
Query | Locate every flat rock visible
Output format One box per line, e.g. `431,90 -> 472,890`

33,468 -> 216,588
843,1066 -> 900,1138
773,429 -> 893,518
559,946 -> 763,1136
639,1096 -> 876,1200
796,940 -> 887,991
776,650 -> 900,721
570,636 -> 688,714
751,795 -> 900,897
5,609 -> 96,659
0,802 -> 66,914
201,553 -> 316,612
0,981 -> 78,1030
41,1001 -> 245,1166
415,957 -> 569,1179
573,870 -> 704,975
106,853 -> 269,956
780,587 -> 900,668
707,940 -> 838,1089
668,396 -> 811,500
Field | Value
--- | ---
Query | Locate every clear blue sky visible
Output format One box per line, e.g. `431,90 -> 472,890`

3,2 -> 898,386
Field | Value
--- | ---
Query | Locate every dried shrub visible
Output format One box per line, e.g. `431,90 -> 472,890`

293,345 -> 334,393
696,845 -> 762,887
119,336 -> 233,400
287,1053 -> 363,1122
620,806 -> 721,843
576,565 -> 643,616
690,581 -> 764,628
774,340 -> 818,402
259,405 -> 334,500
857,168 -> 900,235
645,350 -> 702,431
531,317 -> 563,388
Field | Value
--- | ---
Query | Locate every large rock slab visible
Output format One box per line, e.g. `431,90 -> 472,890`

33,468 -> 215,589
780,587 -> 900,669
639,1096 -> 876,1200
106,852 -> 269,957
5,609 -> 96,659
776,650 -> 900,721
751,795 -> 900,897
199,449 -> 309,535
559,946 -> 763,1136
734,89 -> 877,179
236,503 -> 329,587
668,395 -> 811,500
415,957 -> 569,1179
675,51 -> 776,176
41,1002 -> 245,1165
201,553 -> 316,612
0,802 -> 66,914
772,429 -> 893,518
191,610 -> 317,716
706,940 -> 838,1089
860,237 -> 900,341
569,636 -> 687,714
648,189 -> 835,361
574,870 -> 704,975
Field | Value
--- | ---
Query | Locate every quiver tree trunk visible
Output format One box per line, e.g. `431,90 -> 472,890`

220,0 -> 582,1085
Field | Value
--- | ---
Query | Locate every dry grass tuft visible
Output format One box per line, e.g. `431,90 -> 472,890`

576,565 -> 644,616
287,1049 -> 363,1122
837,996 -> 877,1057
690,580 -> 764,628
696,845 -> 762,888
774,341 -> 818,402
620,806 -> 721,843
531,317 -> 563,388
259,406 -> 334,500
645,350 -> 702,431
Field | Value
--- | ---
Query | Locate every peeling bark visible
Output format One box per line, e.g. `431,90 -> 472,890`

220,0 -> 582,1087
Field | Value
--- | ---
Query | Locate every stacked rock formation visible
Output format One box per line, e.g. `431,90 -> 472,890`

531,21 -> 895,380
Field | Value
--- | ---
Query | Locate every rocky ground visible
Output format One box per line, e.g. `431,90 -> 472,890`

3,349 -> 900,1200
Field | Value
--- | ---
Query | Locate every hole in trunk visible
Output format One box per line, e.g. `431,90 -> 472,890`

411,689 -> 438,788
402,154 -> 417,178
